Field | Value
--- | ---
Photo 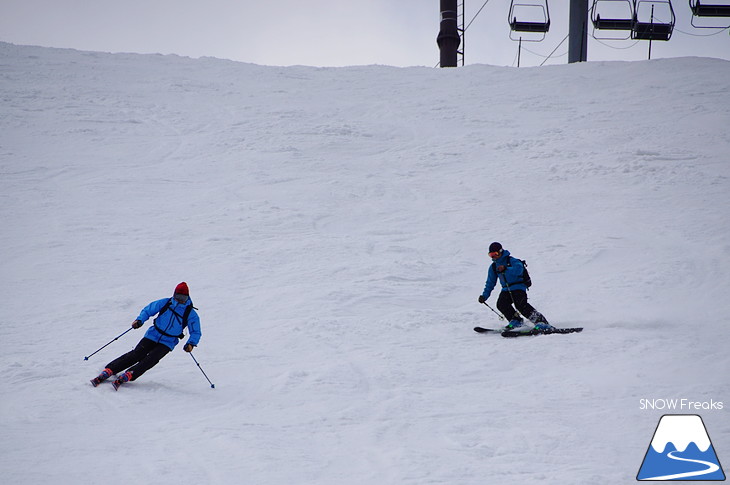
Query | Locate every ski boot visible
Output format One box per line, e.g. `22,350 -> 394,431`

112,371 -> 133,391
533,322 -> 556,333
90,368 -> 114,387
504,319 -> 529,332
528,310 -> 555,333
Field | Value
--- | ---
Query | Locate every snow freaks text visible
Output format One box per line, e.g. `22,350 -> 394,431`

639,399 -> 724,411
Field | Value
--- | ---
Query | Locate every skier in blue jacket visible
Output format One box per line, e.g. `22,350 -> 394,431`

478,242 -> 552,331
91,282 -> 202,389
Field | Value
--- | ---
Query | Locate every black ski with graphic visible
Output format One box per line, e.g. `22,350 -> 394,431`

473,326 -> 583,337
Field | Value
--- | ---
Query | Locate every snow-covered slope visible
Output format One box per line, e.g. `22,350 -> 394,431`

1,42 -> 728,484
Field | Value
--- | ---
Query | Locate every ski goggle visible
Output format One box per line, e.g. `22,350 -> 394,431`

174,293 -> 189,303
489,250 -> 501,259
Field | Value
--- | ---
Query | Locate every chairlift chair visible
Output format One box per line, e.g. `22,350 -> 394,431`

508,0 -> 551,35
591,0 -> 635,30
690,0 -> 730,17
632,0 -> 676,41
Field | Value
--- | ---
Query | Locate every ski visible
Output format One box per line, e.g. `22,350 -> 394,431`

501,327 -> 583,338
474,326 -> 583,337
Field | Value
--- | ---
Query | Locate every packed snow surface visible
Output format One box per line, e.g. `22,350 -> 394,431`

1,42 -> 729,484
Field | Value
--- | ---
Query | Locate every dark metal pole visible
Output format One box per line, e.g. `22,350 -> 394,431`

648,4 -> 654,60
437,0 -> 461,67
569,0 -> 589,63
83,327 -> 134,360
461,0 -> 465,66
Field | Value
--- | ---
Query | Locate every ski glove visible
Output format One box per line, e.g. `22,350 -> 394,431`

183,343 -> 195,353
478,295 -> 486,304
132,319 -> 143,329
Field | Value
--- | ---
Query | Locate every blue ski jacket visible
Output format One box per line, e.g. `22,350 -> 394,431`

136,297 -> 202,351
481,249 -> 528,300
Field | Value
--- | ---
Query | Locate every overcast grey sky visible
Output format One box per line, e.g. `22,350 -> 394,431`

1,1 -> 728,67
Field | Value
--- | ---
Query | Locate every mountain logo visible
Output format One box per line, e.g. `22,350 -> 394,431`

637,414 -> 726,481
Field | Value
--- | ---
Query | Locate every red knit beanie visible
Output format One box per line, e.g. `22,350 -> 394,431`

174,282 -> 189,295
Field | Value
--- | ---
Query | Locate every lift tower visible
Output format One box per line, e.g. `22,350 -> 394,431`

437,0 -> 462,67
569,0 -> 589,62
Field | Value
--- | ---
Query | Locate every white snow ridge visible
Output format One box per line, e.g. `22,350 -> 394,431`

1,42 -> 729,485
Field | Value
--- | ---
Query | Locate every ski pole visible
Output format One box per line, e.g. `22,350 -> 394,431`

482,301 -> 505,321
502,277 -> 525,320
189,352 -> 215,389
84,327 -> 133,361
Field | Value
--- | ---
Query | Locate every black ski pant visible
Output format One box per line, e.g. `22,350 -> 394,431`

106,337 -> 171,381
496,289 -> 549,324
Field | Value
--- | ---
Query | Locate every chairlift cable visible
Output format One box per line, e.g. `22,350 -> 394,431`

465,0 -> 494,32
672,25 -> 730,36
523,46 -> 568,59
511,48 -> 521,67
592,37 -> 642,49
522,47 -> 550,58
540,33 -> 570,65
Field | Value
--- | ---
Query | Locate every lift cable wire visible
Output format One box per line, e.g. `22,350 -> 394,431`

511,48 -> 521,67
539,33 -> 570,65
593,37 -> 642,49
511,32 -> 568,67
673,25 -> 730,36
465,0 -> 494,33
523,45 -> 568,59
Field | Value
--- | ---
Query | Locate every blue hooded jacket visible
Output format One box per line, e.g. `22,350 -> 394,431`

481,249 -> 528,300
136,297 -> 202,351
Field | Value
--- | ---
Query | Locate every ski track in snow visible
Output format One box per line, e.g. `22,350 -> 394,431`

1,43 -> 729,484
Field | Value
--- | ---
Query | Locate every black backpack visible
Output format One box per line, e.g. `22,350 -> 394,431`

492,257 -> 532,289
153,298 -> 196,339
